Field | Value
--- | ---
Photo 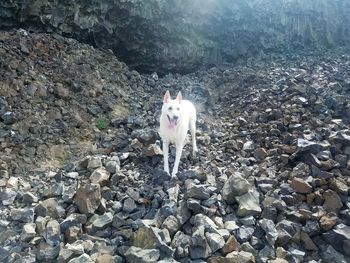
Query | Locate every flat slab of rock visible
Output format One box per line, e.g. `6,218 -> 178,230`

290,178 -> 312,194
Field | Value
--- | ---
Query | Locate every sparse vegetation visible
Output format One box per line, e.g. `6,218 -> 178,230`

96,116 -> 107,130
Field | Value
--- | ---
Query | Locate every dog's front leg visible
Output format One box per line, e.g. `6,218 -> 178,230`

163,141 -> 170,174
172,143 -> 184,177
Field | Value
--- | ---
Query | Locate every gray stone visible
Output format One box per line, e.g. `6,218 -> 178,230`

42,182 -> 64,197
10,208 -> 34,222
186,183 -> 211,200
132,226 -> 174,258
0,247 -> 10,262
330,130 -> 350,146
35,198 -> 64,219
36,241 -> 60,261
320,245 -> 347,263
192,214 -> 220,236
243,141 -> 254,151
225,251 -> 255,263
176,200 -> 191,225
171,231 -> 191,258
205,232 -> 225,253
289,248 -> 306,262
323,223 -> 350,253
1,111 -> 16,124
66,172 -> 79,179
297,139 -> 328,153
224,221 -> 240,232
6,176 -> 18,189
126,187 -> 140,201
258,245 -> 276,261
22,192 -> 38,204
20,223 -> 37,242
343,240 -> 350,256
0,188 -> 17,205
236,189 -> 262,217
44,220 -> 61,246
60,213 -> 87,233
167,184 -> 180,203
123,197 -> 137,213
161,215 -> 180,237
192,225 -> 207,248
234,226 -> 254,243
105,159 -> 120,174
187,198 -> 202,213
275,220 -> 296,246
291,162 -> 310,178
300,231 -> 318,251
302,220 -> 320,237
239,216 -> 256,226
65,226 -> 82,243
189,244 -> 212,260
54,83 -> 69,98
125,246 -> 160,263
254,147 -> 268,161
152,169 -> 172,186
58,243 -> 85,262
222,172 -> 251,204
68,253 -> 94,263
90,212 -> 113,233
335,154 -> 348,168
323,190 -> 343,213
96,254 -> 123,263
259,219 -> 278,246
144,143 -> 163,157
87,156 -> 102,171
90,167 -> 110,186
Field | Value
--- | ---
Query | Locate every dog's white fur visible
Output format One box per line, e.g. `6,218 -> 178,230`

159,90 -> 197,177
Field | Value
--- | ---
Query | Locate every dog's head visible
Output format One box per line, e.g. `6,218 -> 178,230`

162,90 -> 182,128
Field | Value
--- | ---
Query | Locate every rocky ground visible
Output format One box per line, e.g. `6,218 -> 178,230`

0,29 -> 350,263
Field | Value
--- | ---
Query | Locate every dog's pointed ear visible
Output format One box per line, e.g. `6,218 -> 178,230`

176,91 -> 182,103
163,90 -> 171,103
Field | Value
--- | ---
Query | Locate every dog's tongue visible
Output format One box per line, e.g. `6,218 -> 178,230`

169,119 -> 177,128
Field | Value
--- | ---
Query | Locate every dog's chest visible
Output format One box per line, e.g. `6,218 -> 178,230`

160,123 -> 188,144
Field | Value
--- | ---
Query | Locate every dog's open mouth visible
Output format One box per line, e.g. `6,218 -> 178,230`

167,115 -> 178,128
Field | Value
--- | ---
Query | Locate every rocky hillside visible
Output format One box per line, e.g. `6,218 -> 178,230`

1,0 -> 350,73
1,29 -> 350,262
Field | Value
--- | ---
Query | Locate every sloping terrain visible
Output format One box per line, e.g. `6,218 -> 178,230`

1,29 -> 350,262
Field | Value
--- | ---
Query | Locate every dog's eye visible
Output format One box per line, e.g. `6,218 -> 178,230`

168,106 -> 173,111
177,107 -> 180,111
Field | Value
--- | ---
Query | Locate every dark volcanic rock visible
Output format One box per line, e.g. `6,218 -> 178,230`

1,1 -> 349,73
1,25 -> 350,263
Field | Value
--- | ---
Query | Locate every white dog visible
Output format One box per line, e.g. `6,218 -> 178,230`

159,90 -> 197,177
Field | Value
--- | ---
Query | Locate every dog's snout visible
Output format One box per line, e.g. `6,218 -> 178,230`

173,116 -> 178,120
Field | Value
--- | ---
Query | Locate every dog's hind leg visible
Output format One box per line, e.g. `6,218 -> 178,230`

172,143 -> 184,177
163,141 -> 170,174
190,117 -> 198,155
